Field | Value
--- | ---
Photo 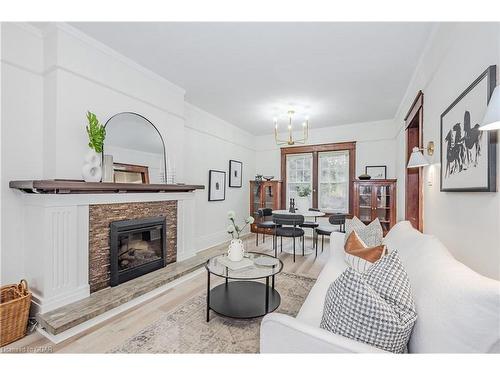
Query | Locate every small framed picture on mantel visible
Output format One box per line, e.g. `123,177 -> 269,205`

365,165 -> 387,180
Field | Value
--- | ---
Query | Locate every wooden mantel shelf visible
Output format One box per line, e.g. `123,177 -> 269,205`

9,179 -> 205,194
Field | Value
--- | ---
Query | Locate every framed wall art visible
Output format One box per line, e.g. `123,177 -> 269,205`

440,65 -> 497,192
365,165 -> 387,180
208,170 -> 226,201
229,160 -> 243,187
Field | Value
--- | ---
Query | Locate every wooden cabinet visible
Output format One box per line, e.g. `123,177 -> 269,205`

353,179 -> 397,235
249,180 -> 282,234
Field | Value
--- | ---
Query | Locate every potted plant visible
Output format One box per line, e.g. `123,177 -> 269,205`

295,185 -> 311,212
82,111 -> 106,182
226,211 -> 254,261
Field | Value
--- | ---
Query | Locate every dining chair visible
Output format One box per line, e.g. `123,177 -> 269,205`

255,208 -> 281,247
272,213 -> 305,262
314,213 -> 346,257
299,208 -> 320,248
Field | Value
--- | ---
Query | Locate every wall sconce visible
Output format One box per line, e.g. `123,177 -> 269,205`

426,141 -> 434,156
407,141 -> 434,169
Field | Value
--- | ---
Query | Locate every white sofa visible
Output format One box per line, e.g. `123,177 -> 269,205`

260,221 -> 500,353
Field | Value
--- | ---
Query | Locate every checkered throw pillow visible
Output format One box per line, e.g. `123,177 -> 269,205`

320,251 -> 417,353
344,216 -> 383,247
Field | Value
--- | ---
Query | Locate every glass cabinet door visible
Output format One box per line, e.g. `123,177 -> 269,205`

375,185 -> 391,233
358,184 -> 373,224
252,183 -> 262,216
264,183 -> 274,208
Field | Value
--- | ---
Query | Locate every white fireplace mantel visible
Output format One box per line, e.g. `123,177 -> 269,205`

18,191 -> 197,314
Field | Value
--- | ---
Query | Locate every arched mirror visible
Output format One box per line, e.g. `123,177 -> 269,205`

104,112 -> 166,184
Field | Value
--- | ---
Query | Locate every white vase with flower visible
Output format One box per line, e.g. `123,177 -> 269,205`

226,211 -> 255,262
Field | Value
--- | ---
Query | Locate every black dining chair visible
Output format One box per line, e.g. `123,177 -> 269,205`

255,208 -> 281,247
299,208 -> 320,248
314,213 -> 346,257
272,213 -> 305,262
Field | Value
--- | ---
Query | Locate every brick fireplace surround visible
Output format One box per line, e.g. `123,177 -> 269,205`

89,201 -> 178,292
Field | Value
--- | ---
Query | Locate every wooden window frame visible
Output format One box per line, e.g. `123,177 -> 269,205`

280,141 -> 356,214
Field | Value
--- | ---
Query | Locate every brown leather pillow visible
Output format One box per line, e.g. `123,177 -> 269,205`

344,231 -> 386,263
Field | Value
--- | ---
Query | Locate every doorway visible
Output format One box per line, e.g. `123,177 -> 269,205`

404,91 -> 423,231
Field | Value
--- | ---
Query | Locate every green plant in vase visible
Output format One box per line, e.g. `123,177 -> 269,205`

295,185 -> 312,212
86,111 -> 106,153
296,186 -> 311,197
82,111 -> 106,182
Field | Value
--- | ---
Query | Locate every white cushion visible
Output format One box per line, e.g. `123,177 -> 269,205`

345,217 -> 383,247
296,236 -> 347,326
344,251 -> 374,273
384,221 -> 500,353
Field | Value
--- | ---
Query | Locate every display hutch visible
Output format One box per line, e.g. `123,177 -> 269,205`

249,180 -> 282,235
353,179 -> 397,235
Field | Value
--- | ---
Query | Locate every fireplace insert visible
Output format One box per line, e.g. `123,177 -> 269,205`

109,216 -> 167,286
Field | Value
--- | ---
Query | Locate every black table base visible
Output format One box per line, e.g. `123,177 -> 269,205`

207,280 -> 281,321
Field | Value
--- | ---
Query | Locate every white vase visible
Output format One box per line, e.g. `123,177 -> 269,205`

102,154 -> 114,183
84,149 -> 101,166
296,196 -> 310,213
82,163 -> 102,182
228,239 -> 244,262
82,149 -> 102,182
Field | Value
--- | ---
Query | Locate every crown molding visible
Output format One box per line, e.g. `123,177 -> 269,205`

10,22 -> 44,38
42,22 -> 186,97
184,102 -> 257,151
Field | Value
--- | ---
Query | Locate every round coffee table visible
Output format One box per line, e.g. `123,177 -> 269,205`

205,252 -> 283,322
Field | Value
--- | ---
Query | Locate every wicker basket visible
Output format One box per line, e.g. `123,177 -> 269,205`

0,280 -> 32,347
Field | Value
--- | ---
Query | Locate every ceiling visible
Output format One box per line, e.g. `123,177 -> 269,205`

70,22 -> 434,135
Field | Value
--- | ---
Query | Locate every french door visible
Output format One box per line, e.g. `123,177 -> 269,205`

318,150 -> 350,213
280,142 -> 356,213
286,153 -> 313,209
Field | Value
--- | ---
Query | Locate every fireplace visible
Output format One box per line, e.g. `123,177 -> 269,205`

109,216 -> 167,286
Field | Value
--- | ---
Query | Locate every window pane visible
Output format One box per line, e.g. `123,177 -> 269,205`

286,153 -> 312,208
318,151 -> 349,212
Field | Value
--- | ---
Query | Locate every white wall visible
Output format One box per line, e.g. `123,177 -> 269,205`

394,23 -> 500,280
42,24 -> 186,181
255,119 -> 397,179
184,103 -> 256,251
1,23 -> 44,284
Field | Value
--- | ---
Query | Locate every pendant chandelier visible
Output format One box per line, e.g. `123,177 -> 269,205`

274,110 -> 309,146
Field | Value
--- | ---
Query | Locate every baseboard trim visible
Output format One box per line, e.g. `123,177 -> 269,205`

31,286 -> 90,315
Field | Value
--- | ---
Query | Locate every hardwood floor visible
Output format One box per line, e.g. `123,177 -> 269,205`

2,233 -> 330,353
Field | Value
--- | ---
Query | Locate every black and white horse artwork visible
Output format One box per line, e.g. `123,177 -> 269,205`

440,65 -> 496,192
463,111 -> 483,167
444,111 -> 483,178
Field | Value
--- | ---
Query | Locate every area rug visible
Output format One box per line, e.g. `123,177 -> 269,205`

110,272 -> 316,353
